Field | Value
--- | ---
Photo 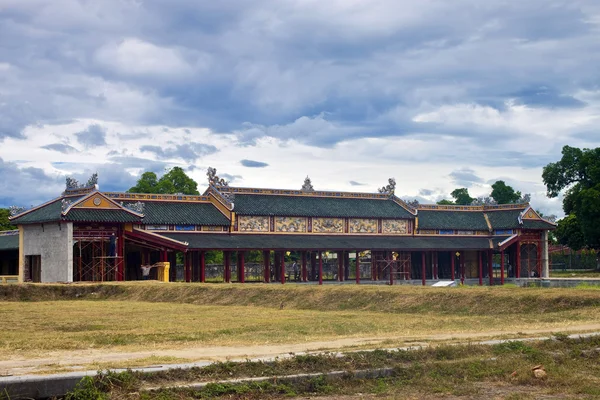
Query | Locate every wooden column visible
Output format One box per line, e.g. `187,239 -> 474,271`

337,251 -> 343,281
185,252 -> 191,282
421,252 -> 426,286
310,252 -> 317,281
239,251 -> 245,283
318,251 -> 323,285
280,251 -> 285,284
200,251 -> 206,283
500,250 -> 505,285
224,251 -> 230,283
117,228 -> 125,281
515,242 -> 521,279
301,251 -> 307,282
433,252 -> 438,280
460,253 -> 465,285
478,251 -> 483,286
355,250 -> 360,284
451,252 -> 455,281
263,250 -> 270,283
488,250 -> 493,286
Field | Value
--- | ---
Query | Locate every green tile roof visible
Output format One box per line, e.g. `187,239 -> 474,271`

486,209 -> 523,230
522,219 -> 556,230
418,210 -> 489,231
160,233 -> 500,250
232,194 -> 414,218
10,197 -> 83,225
0,232 -> 19,251
122,201 -> 230,226
64,209 -> 142,223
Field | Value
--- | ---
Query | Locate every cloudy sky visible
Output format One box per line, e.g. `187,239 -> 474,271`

2,0 -> 600,216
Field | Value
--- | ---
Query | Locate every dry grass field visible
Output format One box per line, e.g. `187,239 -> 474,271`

1,282 -> 600,375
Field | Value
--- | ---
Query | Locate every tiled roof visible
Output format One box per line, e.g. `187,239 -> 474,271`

10,197 -> 83,225
64,209 -> 142,223
522,219 -> 556,230
0,231 -> 19,251
161,233 -> 501,251
232,194 -> 414,218
418,210 -> 489,231
486,209 -> 523,230
121,201 -> 230,226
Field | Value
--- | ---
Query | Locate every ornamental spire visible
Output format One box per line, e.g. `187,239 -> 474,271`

378,177 -> 396,197
301,176 -> 314,192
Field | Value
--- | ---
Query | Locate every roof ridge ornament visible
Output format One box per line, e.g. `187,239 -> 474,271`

301,176 -> 314,192
378,178 -> 396,197
63,173 -> 99,195
61,199 -> 73,213
121,201 -> 145,214
207,167 -> 229,189
8,205 -> 27,217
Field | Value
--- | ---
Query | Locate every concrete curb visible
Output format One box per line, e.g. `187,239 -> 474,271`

2,332 -> 599,399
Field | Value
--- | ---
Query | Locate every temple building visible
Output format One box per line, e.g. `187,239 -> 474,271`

0,171 -> 555,285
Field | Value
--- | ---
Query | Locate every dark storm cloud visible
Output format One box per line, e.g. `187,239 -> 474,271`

0,157 -> 62,207
240,159 -> 269,168
76,124 -> 107,148
140,142 -> 218,161
41,143 -> 78,153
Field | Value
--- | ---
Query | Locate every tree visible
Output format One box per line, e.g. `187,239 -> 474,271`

554,214 -> 585,250
0,209 -> 15,231
490,180 -> 521,204
437,199 -> 454,205
450,188 -> 474,205
543,145 -> 600,268
128,167 -> 200,195
127,172 -> 159,193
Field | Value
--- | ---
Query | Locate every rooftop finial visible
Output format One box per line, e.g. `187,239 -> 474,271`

207,167 -> 228,188
64,173 -> 99,195
301,176 -> 314,192
378,178 -> 396,197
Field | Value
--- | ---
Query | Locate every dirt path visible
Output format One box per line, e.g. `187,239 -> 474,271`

3,323 -> 600,376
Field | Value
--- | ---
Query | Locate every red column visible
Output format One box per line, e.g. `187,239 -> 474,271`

371,253 -> 377,280
239,251 -> 245,283
337,251 -> 343,281
161,250 -> 168,262
200,251 -> 206,283
433,252 -> 438,280
301,251 -> 307,282
451,252 -> 455,281
460,253 -> 465,285
185,252 -> 191,282
488,250 -> 493,286
515,242 -> 521,279
280,251 -> 286,284
421,252 -> 426,286
478,251 -> 483,286
224,251 -> 230,283
263,250 -> 270,283
355,250 -> 360,284
500,251 -> 505,285
318,251 -> 323,285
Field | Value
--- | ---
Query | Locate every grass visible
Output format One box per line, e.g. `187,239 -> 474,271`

1,283 -> 600,366
63,335 -> 600,399
550,269 -> 600,278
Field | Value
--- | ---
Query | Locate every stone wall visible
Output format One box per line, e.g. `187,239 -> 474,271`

22,223 -> 73,283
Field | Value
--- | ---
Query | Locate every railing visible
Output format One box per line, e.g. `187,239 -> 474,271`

0,275 -> 19,284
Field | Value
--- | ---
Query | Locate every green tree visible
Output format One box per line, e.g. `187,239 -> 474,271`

127,172 -> 159,193
543,145 -> 600,268
490,180 -> 521,204
128,168 -> 200,195
450,188 -> 475,205
436,199 -> 454,205
0,208 -> 16,231
554,214 -> 585,250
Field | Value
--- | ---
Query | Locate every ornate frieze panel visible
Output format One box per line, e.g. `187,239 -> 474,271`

238,216 -> 270,232
312,217 -> 344,233
275,217 -> 307,233
382,219 -> 409,234
349,218 -> 378,234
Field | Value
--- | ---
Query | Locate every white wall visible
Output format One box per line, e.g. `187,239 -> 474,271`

22,223 -> 73,282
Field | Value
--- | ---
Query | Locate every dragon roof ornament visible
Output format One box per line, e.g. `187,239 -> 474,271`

301,176 -> 314,192
378,178 -> 396,197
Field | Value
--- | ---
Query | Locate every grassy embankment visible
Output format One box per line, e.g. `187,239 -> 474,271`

65,335 -> 600,399
1,283 -> 600,367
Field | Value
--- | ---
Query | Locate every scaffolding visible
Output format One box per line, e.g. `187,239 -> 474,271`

73,230 -> 123,282
376,252 -> 412,283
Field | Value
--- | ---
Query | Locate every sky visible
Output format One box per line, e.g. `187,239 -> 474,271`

1,1 -> 600,216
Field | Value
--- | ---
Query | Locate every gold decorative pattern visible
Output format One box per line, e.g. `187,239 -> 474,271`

104,192 -> 211,202
202,226 -> 225,232
275,217 -> 307,233
419,229 -> 437,235
418,203 -> 527,211
349,218 -> 378,233
382,219 -> 409,234
226,187 -> 390,199
312,218 -> 344,233
238,216 -> 270,232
